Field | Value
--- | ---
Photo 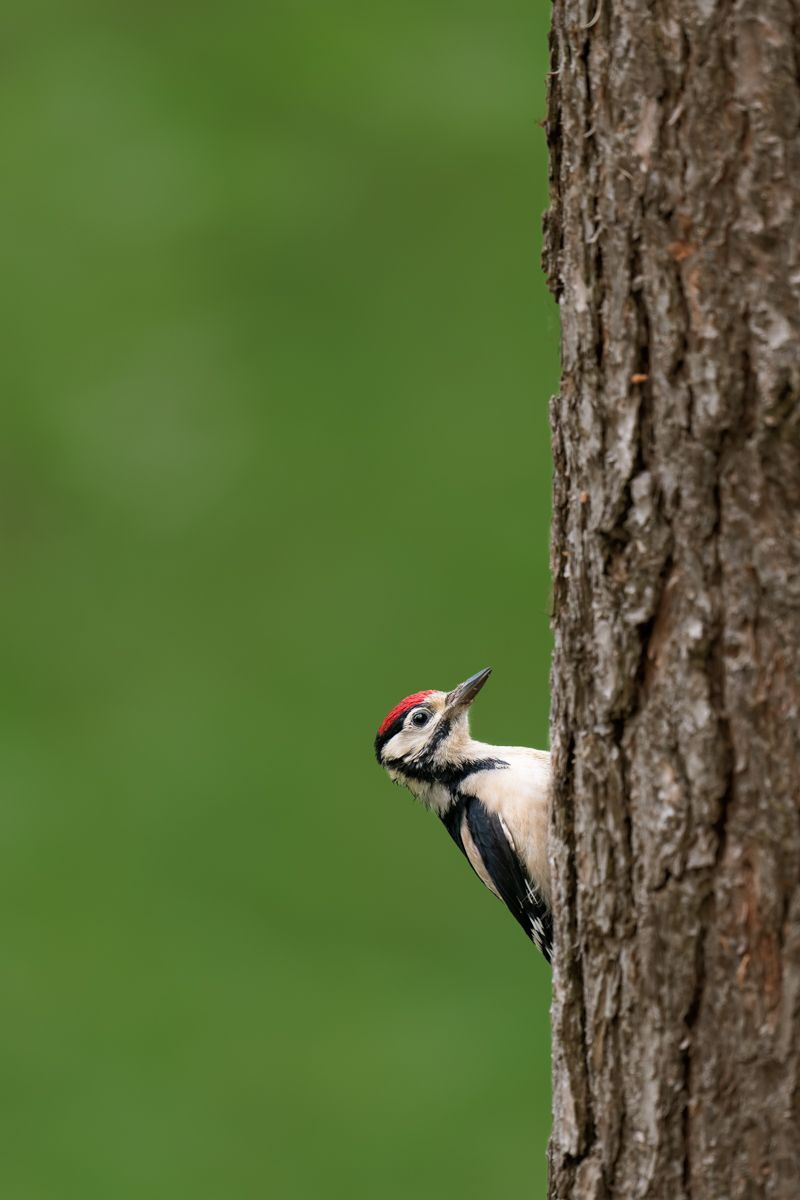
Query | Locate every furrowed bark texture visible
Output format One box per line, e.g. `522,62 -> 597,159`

544,2 -> 800,1198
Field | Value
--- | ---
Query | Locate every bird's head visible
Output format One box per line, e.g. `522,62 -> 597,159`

374,668 -> 492,800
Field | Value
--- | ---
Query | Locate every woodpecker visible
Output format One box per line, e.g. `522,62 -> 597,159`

374,668 -> 552,961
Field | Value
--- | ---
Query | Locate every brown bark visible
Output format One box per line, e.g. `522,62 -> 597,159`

544,2 -> 800,1197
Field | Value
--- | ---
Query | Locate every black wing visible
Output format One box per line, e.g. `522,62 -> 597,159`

442,795 -> 553,962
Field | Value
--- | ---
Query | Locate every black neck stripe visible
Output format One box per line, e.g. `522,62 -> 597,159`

394,756 -> 508,791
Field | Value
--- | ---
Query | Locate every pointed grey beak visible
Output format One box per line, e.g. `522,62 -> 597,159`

444,667 -> 492,716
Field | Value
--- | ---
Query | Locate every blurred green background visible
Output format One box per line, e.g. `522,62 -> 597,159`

3,3 -> 557,1197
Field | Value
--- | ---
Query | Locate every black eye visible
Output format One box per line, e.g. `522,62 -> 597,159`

410,710 -> 431,728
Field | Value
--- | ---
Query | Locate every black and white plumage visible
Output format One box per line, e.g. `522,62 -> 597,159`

374,668 -> 553,962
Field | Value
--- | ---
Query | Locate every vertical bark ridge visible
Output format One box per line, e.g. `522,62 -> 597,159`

545,1 -> 800,1197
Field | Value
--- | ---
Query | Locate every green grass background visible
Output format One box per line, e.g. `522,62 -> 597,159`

2,3 -> 558,1196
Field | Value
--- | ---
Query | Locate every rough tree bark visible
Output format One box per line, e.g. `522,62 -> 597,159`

544,2 -> 800,1198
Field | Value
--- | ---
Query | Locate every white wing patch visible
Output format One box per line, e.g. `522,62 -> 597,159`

459,812 -> 504,902
525,881 -> 550,953
526,879 -> 541,904
530,915 -> 546,941
498,814 -> 516,852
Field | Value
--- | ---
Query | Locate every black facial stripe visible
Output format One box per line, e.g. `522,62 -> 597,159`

425,717 -> 451,754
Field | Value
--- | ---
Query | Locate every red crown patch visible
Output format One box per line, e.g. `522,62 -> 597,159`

378,690 -> 435,737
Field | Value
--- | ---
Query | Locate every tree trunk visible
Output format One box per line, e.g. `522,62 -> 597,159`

544,3 -> 800,1198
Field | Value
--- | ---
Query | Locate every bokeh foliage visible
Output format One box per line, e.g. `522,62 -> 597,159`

2,2 -> 557,1196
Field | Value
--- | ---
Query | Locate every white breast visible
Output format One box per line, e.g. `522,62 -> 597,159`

459,746 -> 551,905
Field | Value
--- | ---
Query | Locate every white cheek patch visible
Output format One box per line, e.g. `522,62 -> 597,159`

381,728 -> 427,762
381,717 -> 443,765
381,731 -> 407,762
